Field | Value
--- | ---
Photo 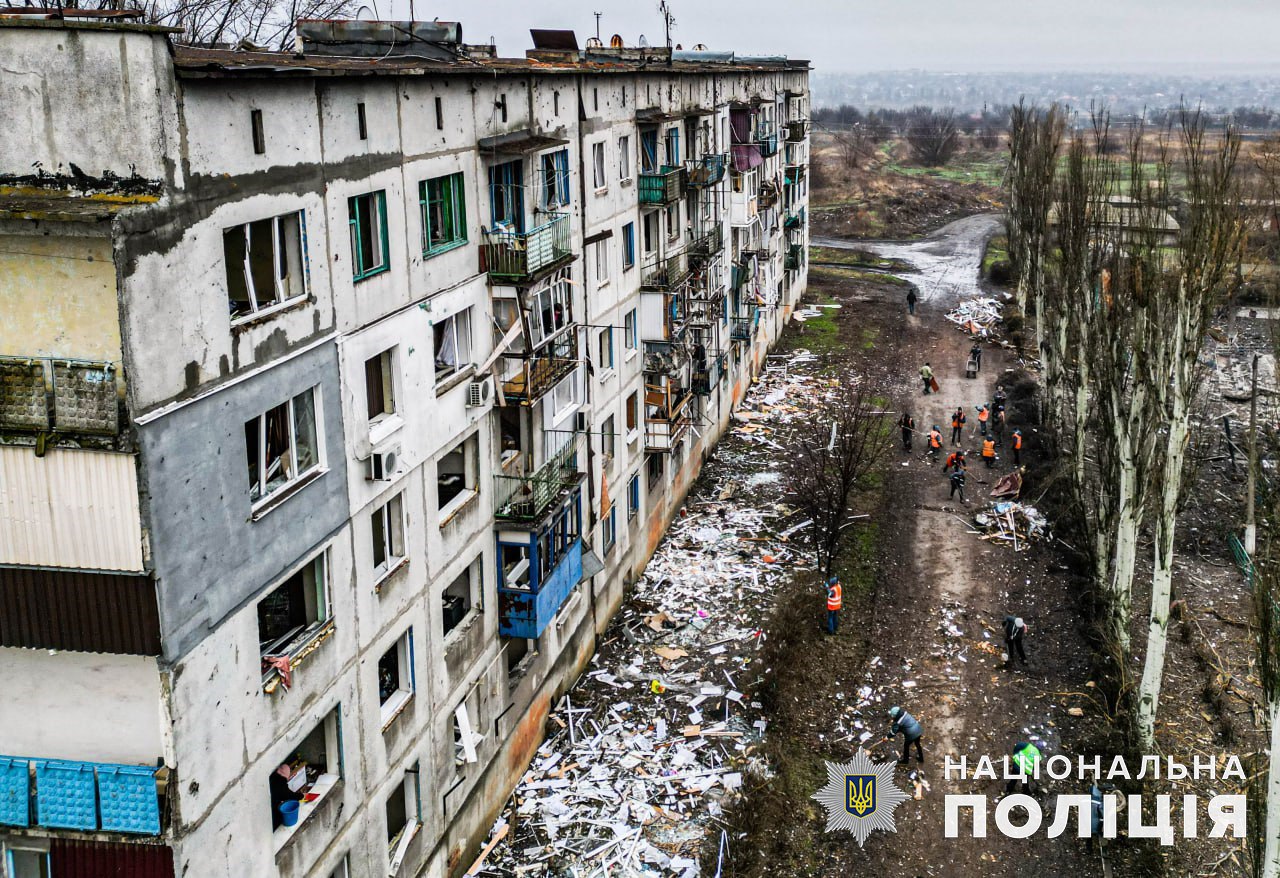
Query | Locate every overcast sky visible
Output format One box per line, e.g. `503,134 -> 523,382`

382,0 -> 1280,73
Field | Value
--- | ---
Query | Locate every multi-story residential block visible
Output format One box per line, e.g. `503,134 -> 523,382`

0,13 -> 808,878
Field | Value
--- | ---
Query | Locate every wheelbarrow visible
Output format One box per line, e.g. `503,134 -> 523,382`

965,359 -> 979,379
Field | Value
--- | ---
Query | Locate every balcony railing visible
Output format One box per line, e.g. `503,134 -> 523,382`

641,248 -> 691,291
494,430 -> 584,522
481,212 -> 573,284
498,538 -> 582,639
0,356 -> 119,437
639,166 -> 686,205
692,353 -> 725,396
688,225 -> 724,260
785,243 -> 805,271
757,132 -> 779,157
644,385 -> 693,453
685,154 -> 727,188
0,755 -> 166,835
500,331 -> 578,404
785,120 -> 809,143
730,316 -> 755,343
784,206 -> 806,229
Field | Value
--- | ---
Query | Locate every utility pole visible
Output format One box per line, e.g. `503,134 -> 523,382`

1247,353 -> 1260,555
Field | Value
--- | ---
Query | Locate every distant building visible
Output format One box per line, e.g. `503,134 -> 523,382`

0,12 -> 809,878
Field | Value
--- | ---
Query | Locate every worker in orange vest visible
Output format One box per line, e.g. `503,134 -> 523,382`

981,437 -> 996,468
825,576 -> 843,634
927,425 -> 943,462
1012,429 -> 1024,465
950,407 -> 966,445
976,404 -> 990,437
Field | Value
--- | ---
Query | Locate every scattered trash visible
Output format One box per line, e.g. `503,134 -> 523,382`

973,502 -> 1049,550
945,297 -> 1004,337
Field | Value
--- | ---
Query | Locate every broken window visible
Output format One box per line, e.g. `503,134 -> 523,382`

420,172 -> 467,256
268,708 -> 341,835
488,159 -> 524,233
628,473 -> 641,520
385,766 -> 421,866
540,149 -> 571,210
7,847 -> 50,878
646,452 -> 663,490
592,141 -> 606,189
348,190 -> 389,280
442,566 -> 476,636
433,308 -> 471,382
598,327 -> 613,372
357,102 -> 368,140
224,211 -> 308,320
665,126 -> 680,166
642,211 -> 657,254
437,437 -> 476,512
527,276 -> 571,349
640,128 -> 659,174
258,553 -> 329,659
378,628 -> 414,725
622,222 -> 635,269
602,415 -> 616,461
329,857 -> 350,878
452,696 -> 483,770
499,542 -> 531,591
245,387 -> 321,506
364,348 -> 397,424
371,493 -> 406,580
665,202 -> 680,241
434,96 -> 443,130
625,391 -> 639,436
618,135 -> 631,180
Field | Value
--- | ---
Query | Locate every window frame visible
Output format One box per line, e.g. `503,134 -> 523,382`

540,149 -> 571,210
621,222 -> 636,270
378,628 -> 416,729
628,473 -> 641,520
594,238 -> 611,286
419,172 -> 468,257
6,846 -> 51,878
348,190 -> 390,281
433,308 -> 472,385
442,562 -> 480,639
624,309 -> 638,353
385,765 -> 423,871
618,134 -> 631,181
246,386 -> 324,511
437,435 -> 479,521
224,211 -> 309,323
603,506 -> 616,553
258,551 -> 331,667
270,708 -> 343,850
371,492 -> 407,585
625,391 -> 639,441
598,326 -> 614,374
592,141 -> 607,191
602,414 -> 616,462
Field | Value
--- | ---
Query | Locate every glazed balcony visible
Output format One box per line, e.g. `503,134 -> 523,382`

481,212 -> 573,284
493,430 -> 584,523
499,332 -> 578,405
638,166 -> 686,206
685,154 -> 727,189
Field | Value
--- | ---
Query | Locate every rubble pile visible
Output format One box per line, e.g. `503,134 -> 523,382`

944,297 -> 1004,337
974,501 -> 1049,551
476,352 -> 828,877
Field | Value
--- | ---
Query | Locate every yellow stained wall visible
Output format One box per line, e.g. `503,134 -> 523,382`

0,233 -> 122,365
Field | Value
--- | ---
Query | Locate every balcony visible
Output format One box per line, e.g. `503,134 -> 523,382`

481,212 -> 573,284
757,132 -> 779,157
758,183 -> 780,210
639,166 -> 686,205
784,206 -> 807,230
0,756 -> 166,835
685,154 -> 727,188
644,383 -> 693,453
500,332 -> 578,405
730,315 -> 755,343
641,248 -> 691,291
785,243 -> 805,271
0,355 -> 119,438
688,226 -> 724,260
785,120 -> 809,143
729,188 -> 759,227
692,353 -> 725,396
494,430 -> 584,522
498,535 -> 583,639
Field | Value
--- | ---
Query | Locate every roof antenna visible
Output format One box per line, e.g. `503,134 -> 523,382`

593,11 -> 602,41
658,0 -> 674,50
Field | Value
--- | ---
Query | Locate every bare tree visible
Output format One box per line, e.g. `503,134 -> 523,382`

783,383 -> 892,579
834,127 -> 876,171
123,0 -> 357,50
904,106 -> 961,167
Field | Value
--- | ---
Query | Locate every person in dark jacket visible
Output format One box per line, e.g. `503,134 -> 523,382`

898,411 -> 915,451
1003,615 -> 1028,667
269,763 -> 304,829
884,706 -> 924,764
906,287 -> 918,315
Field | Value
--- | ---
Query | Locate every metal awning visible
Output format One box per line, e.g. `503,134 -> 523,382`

581,548 -> 605,580
479,129 -> 569,155
636,107 -> 680,124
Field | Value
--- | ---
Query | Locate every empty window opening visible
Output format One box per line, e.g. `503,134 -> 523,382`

618,134 -> 631,180
433,308 -> 471,382
437,437 -> 476,511
593,87 -> 599,111
453,698 -> 483,770
245,388 -> 321,505
268,708 -> 341,833
540,149 -> 571,209
385,767 -> 421,866
250,109 -> 265,155
224,212 -> 308,320
488,159 -> 525,233
592,142 -> 606,190
371,493 -> 406,580
442,566 -> 475,636
501,543 -> 531,591
378,629 -> 414,725
626,391 -> 639,436
258,553 -> 329,663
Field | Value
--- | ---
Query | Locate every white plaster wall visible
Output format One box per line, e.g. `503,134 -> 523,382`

181,80 -> 324,179
0,647 -> 162,766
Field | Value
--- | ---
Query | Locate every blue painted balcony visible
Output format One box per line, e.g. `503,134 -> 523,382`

497,513 -> 584,640
0,755 -> 165,835
685,154 -> 727,189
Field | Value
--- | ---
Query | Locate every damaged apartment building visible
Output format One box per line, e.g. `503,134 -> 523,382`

0,11 -> 809,878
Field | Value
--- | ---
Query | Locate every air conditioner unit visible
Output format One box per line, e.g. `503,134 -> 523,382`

466,376 -> 494,407
367,444 -> 401,482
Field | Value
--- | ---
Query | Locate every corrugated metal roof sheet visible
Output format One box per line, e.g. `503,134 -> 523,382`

0,566 -> 160,654
51,838 -> 174,878
0,447 -> 145,572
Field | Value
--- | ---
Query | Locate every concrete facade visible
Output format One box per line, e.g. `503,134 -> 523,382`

0,15 -> 808,878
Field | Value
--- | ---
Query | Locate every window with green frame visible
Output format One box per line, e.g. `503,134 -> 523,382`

348,190 -> 389,281
420,173 -> 467,256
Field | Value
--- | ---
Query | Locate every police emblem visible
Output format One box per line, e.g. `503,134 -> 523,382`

812,750 -> 909,847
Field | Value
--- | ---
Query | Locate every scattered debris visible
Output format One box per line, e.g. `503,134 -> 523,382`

973,502 -> 1049,550
945,296 -> 1004,337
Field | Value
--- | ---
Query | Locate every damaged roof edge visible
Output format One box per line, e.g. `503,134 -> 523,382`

0,15 -> 183,35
